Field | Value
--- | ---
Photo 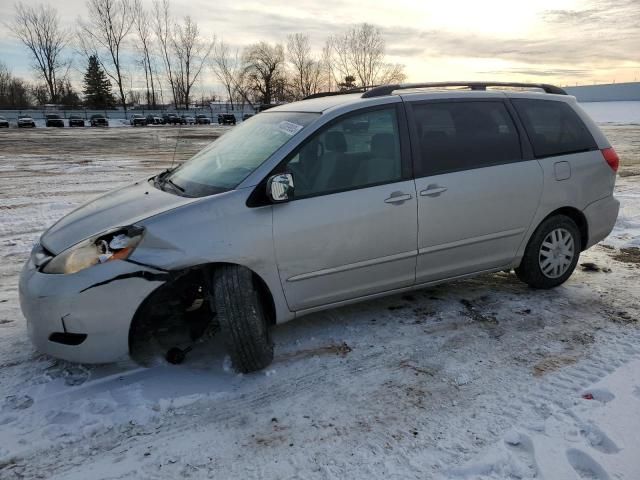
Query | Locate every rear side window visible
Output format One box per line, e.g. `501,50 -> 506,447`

411,101 -> 522,176
511,99 -> 597,158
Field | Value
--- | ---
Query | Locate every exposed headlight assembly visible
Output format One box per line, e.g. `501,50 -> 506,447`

41,226 -> 144,274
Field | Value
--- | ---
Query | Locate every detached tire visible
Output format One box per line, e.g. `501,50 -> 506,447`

212,265 -> 273,373
516,215 -> 581,289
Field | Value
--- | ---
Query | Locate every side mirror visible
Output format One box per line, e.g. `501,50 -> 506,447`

266,173 -> 294,203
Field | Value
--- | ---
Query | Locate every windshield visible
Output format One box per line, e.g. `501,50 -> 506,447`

162,111 -> 319,197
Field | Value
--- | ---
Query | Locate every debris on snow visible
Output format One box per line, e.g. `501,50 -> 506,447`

3,395 -> 33,411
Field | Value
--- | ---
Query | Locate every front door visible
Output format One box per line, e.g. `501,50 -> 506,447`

272,105 -> 418,311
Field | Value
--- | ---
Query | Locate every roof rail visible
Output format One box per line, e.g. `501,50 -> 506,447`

361,82 -> 567,98
303,86 -> 380,100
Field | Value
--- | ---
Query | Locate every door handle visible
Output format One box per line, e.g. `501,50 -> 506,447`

384,192 -> 412,204
420,185 -> 448,197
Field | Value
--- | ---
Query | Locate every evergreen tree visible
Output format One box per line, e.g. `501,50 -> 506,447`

338,75 -> 357,91
83,55 -> 115,109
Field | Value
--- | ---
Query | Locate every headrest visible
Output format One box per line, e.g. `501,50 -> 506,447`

325,131 -> 347,152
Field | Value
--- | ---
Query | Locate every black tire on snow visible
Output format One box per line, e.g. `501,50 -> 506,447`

515,214 -> 581,289
212,265 -> 274,373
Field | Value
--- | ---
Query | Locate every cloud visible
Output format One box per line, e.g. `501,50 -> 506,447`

381,7 -> 640,67
479,68 -> 593,78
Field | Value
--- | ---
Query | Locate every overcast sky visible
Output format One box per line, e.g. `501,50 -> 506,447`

1,0 -> 639,95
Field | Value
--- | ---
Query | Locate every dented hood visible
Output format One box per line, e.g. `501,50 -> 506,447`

40,179 -> 198,254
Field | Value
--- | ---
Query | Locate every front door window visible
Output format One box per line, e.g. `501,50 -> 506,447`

284,108 -> 402,198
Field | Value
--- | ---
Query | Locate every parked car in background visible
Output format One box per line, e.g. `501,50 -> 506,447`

0,116 -> 9,128
195,114 -> 210,125
181,115 -> 195,125
242,113 -> 254,121
218,113 -> 236,125
162,113 -> 182,125
68,115 -> 85,127
130,114 -> 146,127
145,115 -> 161,125
17,115 -> 36,128
45,114 -> 65,128
90,114 -> 109,127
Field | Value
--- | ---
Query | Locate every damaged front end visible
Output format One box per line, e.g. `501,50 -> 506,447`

19,226 -> 173,363
41,226 -> 144,275
128,267 -> 218,365
20,220 -> 219,364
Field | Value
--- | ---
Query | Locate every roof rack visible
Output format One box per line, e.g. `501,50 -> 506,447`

361,82 -> 567,98
303,86 -> 380,100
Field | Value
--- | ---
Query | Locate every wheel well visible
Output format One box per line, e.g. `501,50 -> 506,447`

128,263 -> 276,359
205,262 -> 277,327
543,207 -> 588,250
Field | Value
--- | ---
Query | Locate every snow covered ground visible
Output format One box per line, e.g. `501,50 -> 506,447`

0,119 -> 639,479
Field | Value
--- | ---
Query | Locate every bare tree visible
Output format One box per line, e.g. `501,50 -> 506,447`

0,62 -> 32,108
132,0 -> 157,106
233,67 -> 254,110
212,40 -> 240,109
243,42 -> 286,105
153,0 -> 177,107
326,23 -> 405,88
171,16 -> 214,108
78,0 -> 133,112
286,33 -> 323,100
10,3 -> 69,103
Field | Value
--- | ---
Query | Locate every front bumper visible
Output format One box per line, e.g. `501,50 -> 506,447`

583,195 -> 620,249
19,256 -> 168,363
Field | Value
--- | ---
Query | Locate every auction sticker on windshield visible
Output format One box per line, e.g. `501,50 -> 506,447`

278,121 -> 304,136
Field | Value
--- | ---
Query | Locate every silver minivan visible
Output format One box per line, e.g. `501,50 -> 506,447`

19,82 -> 620,372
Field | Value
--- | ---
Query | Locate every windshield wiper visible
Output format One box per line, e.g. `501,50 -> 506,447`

153,168 -> 184,194
165,178 -> 185,193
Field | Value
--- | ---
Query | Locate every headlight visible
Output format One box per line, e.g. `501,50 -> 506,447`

41,226 -> 144,274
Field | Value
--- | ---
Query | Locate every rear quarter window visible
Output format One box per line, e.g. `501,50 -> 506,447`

511,99 -> 597,158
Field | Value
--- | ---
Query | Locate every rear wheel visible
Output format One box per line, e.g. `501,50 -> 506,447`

212,265 -> 274,373
515,215 -> 581,289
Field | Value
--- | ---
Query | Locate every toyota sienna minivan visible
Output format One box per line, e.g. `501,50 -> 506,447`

19,82 -> 620,373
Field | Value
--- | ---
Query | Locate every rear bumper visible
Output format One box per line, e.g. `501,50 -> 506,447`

19,257 -> 167,363
583,195 -> 620,249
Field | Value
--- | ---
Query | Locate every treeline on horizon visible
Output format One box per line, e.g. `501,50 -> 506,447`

1,0 -> 406,111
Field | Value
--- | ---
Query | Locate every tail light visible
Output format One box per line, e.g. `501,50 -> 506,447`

601,147 -> 619,172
